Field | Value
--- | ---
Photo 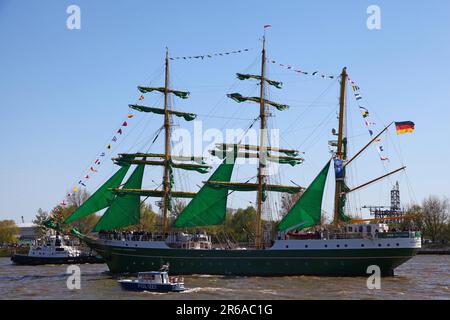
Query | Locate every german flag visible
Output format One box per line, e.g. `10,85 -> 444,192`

395,121 -> 415,135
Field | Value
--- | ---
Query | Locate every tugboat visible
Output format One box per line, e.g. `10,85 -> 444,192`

118,265 -> 185,292
11,232 -> 104,265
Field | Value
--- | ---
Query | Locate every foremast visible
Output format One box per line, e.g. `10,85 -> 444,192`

62,48 -> 210,233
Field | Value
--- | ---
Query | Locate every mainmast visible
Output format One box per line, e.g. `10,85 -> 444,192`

333,67 -> 348,226
255,36 -> 267,249
162,48 -> 171,233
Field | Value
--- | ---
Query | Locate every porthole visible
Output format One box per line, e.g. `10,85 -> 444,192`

324,244 -> 328,248
378,244 -> 382,247
396,243 -> 400,247
305,245 -> 308,248
336,244 -> 340,248
361,244 -> 365,247
387,244 -> 390,247
285,245 -> 289,248
344,244 -> 348,248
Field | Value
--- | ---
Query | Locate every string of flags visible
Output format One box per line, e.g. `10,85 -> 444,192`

169,48 -> 251,61
348,77 -> 389,162
267,58 -> 337,80
60,101 -> 139,207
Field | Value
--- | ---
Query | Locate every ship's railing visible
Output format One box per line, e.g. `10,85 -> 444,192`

376,231 -> 421,239
322,231 -> 421,240
98,231 -> 215,245
98,232 -> 168,242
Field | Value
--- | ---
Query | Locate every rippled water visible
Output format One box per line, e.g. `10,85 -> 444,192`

0,256 -> 449,300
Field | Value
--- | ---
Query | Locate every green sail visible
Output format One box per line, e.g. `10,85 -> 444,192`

338,181 -> 352,223
227,93 -> 289,111
170,160 -> 210,174
266,156 -> 303,166
210,149 -> 302,166
137,86 -> 190,99
129,105 -> 197,121
236,73 -> 283,89
64,165 -> 131,224
174,156 -> 236,228
278,161 -> 331,232
93,164 -> 145,231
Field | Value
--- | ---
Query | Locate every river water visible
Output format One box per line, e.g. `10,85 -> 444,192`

0,256 -> 449,300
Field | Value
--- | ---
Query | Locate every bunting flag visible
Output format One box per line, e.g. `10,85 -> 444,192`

112,136 -> 117,142
359,106 -> 370,118
100,152 -> 105,157
94,159 -> 100,165
169,48 -> 251,61
122,121 -> 128,127
139,95 -> 145,101
268,58 -> 336,80
90,167 -> 98,173
128,114 -> 134,119
349,77 -> 389,162
107,144 -> 112,149
117,129 -> 122,135
72,187 -> 78,193
85,175 -> 90,179
60,200 -> 66,206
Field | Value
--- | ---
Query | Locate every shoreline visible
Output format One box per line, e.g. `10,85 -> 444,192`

0,247 -> 28,258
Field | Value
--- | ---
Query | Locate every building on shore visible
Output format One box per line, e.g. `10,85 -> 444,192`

16,223 -> 39,245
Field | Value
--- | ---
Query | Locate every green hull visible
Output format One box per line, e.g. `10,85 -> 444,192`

87,240 -> 416,276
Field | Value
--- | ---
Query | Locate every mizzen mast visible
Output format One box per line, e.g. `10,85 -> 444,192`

333,67 -> 348,226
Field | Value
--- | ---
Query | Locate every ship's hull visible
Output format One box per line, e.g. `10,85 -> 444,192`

86,237 -> 420,276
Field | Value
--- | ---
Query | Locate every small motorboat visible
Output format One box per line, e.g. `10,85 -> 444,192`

118,265 -> 185,292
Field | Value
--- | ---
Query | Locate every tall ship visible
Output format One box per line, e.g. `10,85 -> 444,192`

47,33 -> 421,276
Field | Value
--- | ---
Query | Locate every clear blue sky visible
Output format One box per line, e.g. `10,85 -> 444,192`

1,0 -> 449,224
